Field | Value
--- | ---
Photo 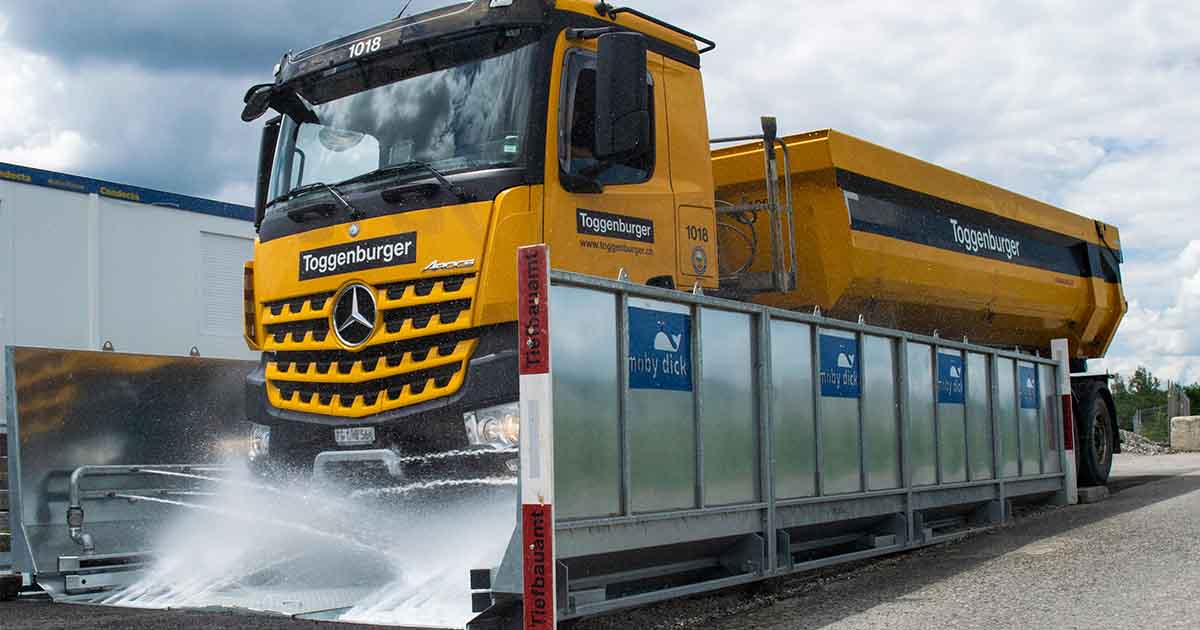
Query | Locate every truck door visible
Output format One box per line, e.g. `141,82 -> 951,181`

543,47 -> 677,286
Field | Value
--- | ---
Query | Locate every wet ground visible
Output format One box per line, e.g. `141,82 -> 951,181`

4,453 -> 1200,629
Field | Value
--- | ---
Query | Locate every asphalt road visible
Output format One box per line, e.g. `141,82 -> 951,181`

4,453 -> 1200,629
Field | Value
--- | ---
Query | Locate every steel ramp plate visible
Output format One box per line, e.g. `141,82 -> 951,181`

4,348 -> 516,630
55,585 -> 459,628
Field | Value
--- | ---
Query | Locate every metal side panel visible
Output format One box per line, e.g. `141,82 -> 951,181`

627,298 -> 696,513
965,352 -> 994,480
550,286 -> 621,520
1040,363 -> 1062,474
996,357 -> 1020,477
769,320 -> 816,499
1018,361 -> 1042,476
818,329 -> 861,495
861,335 -> 899,491
700,308 -> 757,506
906,343 -> 936,486
5,346 -> 255,582
936,348 -> 968,484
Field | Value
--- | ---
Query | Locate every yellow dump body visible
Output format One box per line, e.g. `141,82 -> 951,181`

711,130 -> 1126,359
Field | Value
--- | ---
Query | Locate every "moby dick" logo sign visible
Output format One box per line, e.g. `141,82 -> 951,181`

627,306 -> 692,392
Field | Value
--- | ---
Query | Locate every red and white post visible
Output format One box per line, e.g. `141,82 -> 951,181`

1051,338 -> 1078,505
517,244 -> 556,630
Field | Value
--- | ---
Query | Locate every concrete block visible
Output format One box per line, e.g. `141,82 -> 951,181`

1170,416 -> 1200,452
1077,485 -> 1109,504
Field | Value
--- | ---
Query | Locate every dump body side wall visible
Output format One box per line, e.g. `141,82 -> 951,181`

711,130 -> 1126,359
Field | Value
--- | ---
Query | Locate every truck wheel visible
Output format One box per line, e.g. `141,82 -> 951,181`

1076,386 -> 1114,486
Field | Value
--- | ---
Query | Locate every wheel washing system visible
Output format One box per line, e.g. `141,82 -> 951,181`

3,246 -> 1078,628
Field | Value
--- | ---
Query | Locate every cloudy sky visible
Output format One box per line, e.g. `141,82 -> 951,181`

1,1 -> 1196,383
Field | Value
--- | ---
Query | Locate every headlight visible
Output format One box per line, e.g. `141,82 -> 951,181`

247,423 -> 271,461
464,402 -> 520,448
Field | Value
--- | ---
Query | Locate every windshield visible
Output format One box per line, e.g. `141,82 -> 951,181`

267,39 -> 538,208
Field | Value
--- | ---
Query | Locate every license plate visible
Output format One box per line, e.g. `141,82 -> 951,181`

334,426 -> 376,446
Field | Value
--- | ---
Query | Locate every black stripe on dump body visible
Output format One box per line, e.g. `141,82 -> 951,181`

836,169 -> 1122,284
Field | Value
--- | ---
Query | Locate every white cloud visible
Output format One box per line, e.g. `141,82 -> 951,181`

211,180 -> 256,206
0,44 -> 96,170
0,35 -> 257,200
657,0 -> 1200,383
0,2 -> 1195,382
1097,241 -> 1200,383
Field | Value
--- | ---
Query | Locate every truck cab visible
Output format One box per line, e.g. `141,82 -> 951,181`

240,0 -> 714,465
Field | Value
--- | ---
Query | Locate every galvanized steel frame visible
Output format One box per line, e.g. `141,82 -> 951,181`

546,269 -> 1067,618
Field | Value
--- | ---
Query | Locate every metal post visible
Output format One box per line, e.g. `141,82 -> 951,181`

1051,339 -> 1077,505
898,338 -> 913,543
1012,359 -> 1023,477
758,117 -> 788,293
758,313 -> 776,574
963,351 -> 972,482
773,139 -> 798,292
812,326 -> 824,496
989,353 -> 1006,521
516,244 -> 557,630
1036,365 -> 1046,475
617,293 -> 632,516
932,347 -> 942,485
856,331 -> 867,492
693,304 -> 705,509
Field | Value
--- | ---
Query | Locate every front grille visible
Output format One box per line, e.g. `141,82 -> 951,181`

260,273 -> 479,418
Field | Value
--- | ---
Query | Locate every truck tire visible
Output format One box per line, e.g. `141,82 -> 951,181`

1076,385 -> 1114,486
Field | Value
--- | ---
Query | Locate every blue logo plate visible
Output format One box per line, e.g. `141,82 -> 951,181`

938,354 -> 966,404
627,306 -> 692,392
1019,366 -> 1039,410
819,334 -> 860,399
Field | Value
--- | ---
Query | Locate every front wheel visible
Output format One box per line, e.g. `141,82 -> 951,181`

1076,386 -> 1114,486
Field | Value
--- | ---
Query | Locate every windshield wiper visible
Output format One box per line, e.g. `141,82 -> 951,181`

270,181 -> 361,223
337,161 -> 473,202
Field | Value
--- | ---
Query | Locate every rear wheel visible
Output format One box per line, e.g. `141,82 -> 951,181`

1076,386 -> 1114,486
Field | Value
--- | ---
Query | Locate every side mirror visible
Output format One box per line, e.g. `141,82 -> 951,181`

595,32 -> 649,160
254,117 -> 281,228
242,84 -> 274,122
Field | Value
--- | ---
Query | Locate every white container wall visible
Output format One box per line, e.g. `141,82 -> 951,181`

0,163 -> 257,427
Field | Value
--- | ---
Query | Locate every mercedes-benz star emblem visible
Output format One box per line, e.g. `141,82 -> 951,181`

331,283 -> 376,347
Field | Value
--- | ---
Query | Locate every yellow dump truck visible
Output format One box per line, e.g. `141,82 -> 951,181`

239,0 -> 1124,486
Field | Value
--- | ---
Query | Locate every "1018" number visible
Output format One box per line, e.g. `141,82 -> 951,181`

349,36 -> 382,58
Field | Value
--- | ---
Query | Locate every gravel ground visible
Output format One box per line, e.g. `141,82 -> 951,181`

4,453 -> 1200,630
578,453 -> 1200,630
1119,429 -> 1172,455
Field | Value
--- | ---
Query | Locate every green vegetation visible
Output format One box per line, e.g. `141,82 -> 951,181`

1110,367 -> 1197,444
